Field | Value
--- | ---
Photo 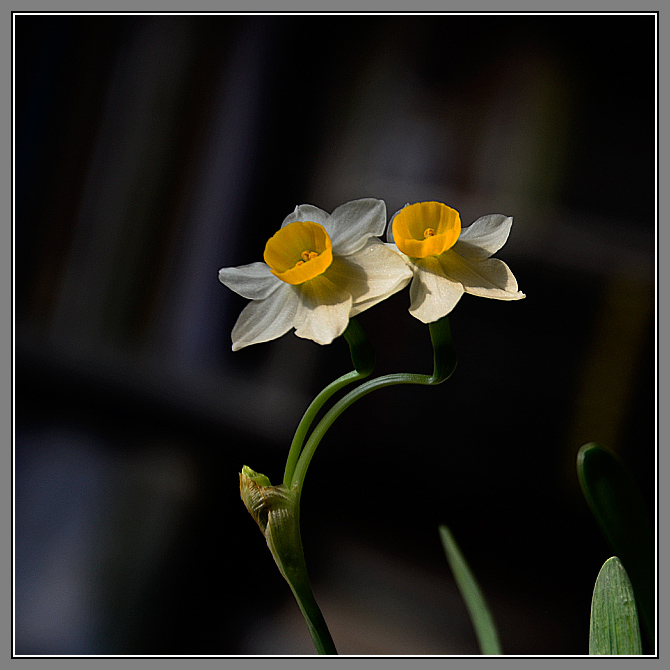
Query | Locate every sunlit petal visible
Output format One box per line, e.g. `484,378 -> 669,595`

439,249 -> 525,299
281,204 -> 330,228
456,214 -> 513,261
218,262 -> 282,300
327,198 -> 387,255
344,240 -> 413,315
294,275 -> 353,345
231,285 -> 300,350
408,257 -> 464,323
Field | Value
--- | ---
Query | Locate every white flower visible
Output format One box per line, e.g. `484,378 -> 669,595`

387,201 -> 525,323
219,198 -> 412,350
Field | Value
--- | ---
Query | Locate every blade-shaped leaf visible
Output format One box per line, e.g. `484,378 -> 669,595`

589,556 -> 642,655
439,525 -> 502,655
576,442 -> 654,646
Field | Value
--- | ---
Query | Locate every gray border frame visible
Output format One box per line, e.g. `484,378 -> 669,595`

8,4 -> 662,668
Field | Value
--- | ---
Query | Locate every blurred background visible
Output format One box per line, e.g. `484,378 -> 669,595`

14,13 -> 656,655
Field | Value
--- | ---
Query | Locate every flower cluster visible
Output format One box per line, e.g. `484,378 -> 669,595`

219,199 -> 525,350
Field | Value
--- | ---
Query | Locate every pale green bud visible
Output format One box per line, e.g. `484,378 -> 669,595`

239,466 -> 304,583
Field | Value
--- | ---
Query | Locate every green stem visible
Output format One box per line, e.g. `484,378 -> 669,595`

239,470 -> 337,654
282,370 -> 363,488
291,317 -> 456,495
244,317 -> 455,654
283,318 -> 374,487
290,373 -> 431,494
284,559 -> 338,654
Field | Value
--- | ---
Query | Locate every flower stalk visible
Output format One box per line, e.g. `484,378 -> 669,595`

283,317 -> 374,487
241,319 -> 374,655
290,316 -> 457,496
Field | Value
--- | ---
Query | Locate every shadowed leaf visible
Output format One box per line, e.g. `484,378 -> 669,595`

439,525 -> 502,655
589,556 -> 642,655
577,442 -> 654,646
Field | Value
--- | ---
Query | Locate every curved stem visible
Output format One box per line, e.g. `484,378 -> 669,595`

283,370 -> 365,488
290,372 -> 432,494
283,319 -> 374,487
290,317 -> 456,495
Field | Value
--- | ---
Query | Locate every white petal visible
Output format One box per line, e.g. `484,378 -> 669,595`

384,241 -> 408,261
293,274 -> 352,345
319,256 -> 367,302
218,262 -> 282,300
343,240 -> 412,316
440,249 -> 525,299
408,256 -> 464,323
455,214 -> 513,261
281,204 -> 330,228
230,285 -> 300,350
326,198 -> 386,255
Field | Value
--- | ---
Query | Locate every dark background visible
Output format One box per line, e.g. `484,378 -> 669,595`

14,13 -> 656,655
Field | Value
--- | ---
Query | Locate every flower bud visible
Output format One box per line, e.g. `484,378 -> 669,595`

239,466 -> 305,583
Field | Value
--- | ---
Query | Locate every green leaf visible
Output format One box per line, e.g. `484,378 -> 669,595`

589,556 -> 642,655
439,525 -> 502,655
576,442 -> 654,646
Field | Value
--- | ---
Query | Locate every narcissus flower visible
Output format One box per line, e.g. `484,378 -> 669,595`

219,198 -> 412,350
388,201 -> 525,323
